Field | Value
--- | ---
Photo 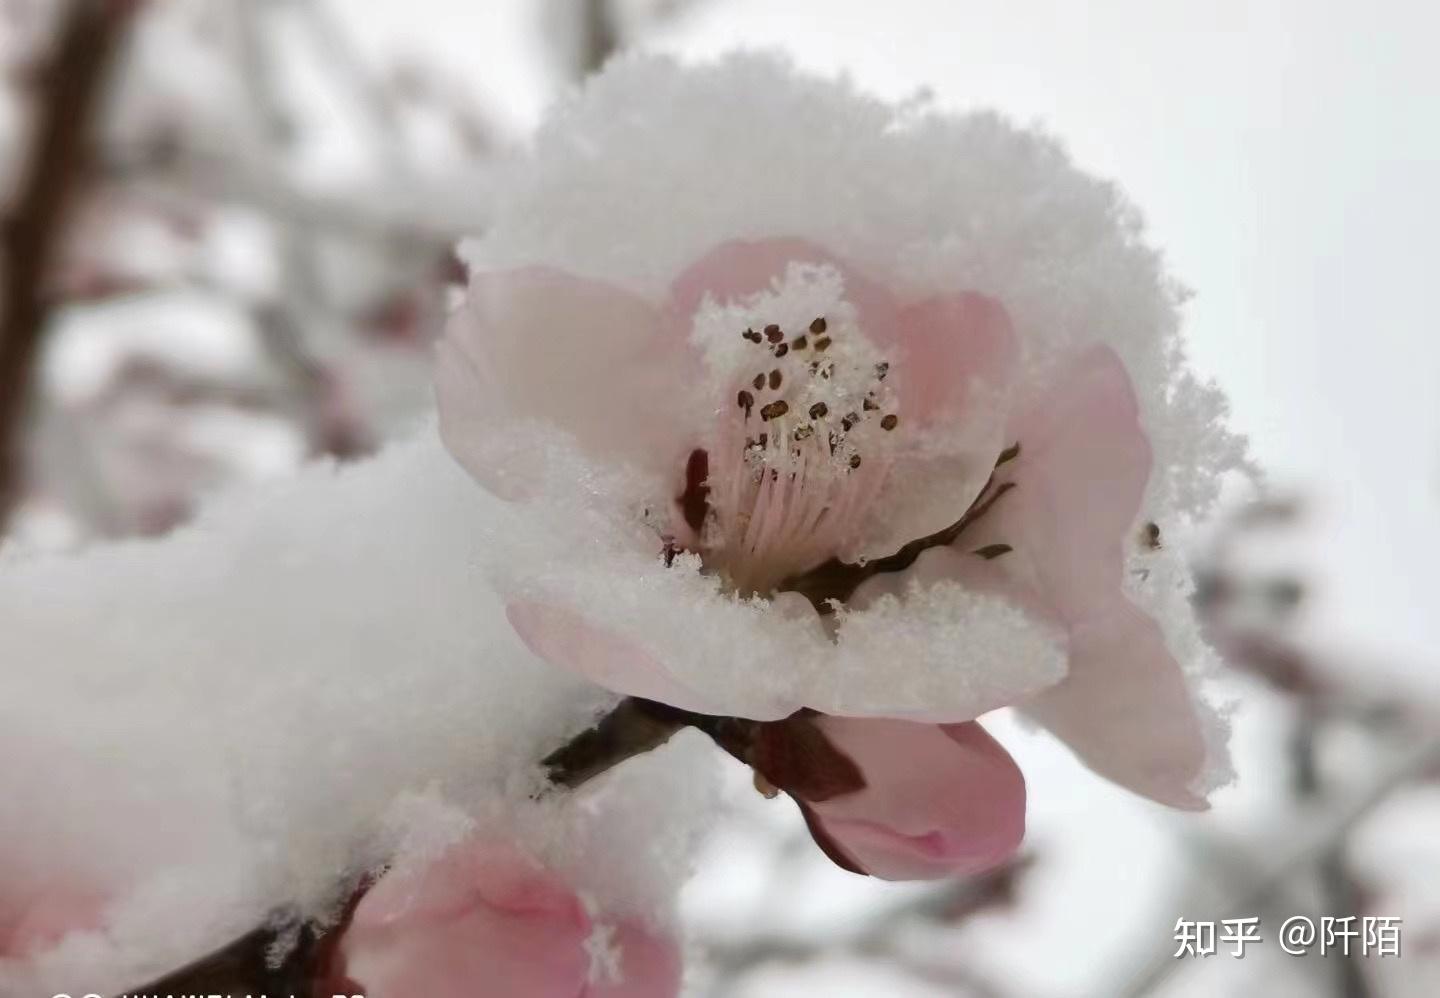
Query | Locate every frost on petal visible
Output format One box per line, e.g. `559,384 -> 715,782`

819,577 -> 1066,722
437,267 -> 695,500
806,717 -> 1026,880
491,484 -> 1063,723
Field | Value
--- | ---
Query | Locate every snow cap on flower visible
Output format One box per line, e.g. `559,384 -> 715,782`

440,53 -> 1243,806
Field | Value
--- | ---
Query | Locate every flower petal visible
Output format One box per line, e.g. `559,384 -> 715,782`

806,717 -> 1026,880
948,345 -> 1211,807
505,600 -> 734,717
978,344 -> 1151,620
340,840 -> 591,998
1,889 -> 104,958
587,918 -> 684,998
437,267 -> 694,500
1023,599 -> 1210,810
892,292 -> 1018,424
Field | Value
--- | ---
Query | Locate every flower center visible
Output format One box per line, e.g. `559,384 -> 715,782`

679,266 -> 903,594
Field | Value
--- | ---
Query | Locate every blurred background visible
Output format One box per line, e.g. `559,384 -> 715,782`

1,1 -> 1436,995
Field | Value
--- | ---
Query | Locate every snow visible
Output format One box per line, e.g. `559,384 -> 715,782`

0,427 -> 717,995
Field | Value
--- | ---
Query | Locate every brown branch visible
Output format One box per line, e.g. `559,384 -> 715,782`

0,0 -> 140,529
576,0 -> 621,78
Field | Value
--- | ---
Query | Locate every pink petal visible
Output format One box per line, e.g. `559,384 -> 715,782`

341,840 -> 681,998
505,601 -> 729,716
1,889 -> 105,957
979,344 -> 1152,621
954,345 -> 1211,807
665,237 -> 901,335
359,841 -> 579,928
340,841 -> 589,998
892,292 -> 1018,424
1023,599 -> 1210,810
587,918 -> 683,998
437,267 -> 694,500
807,717 -> 1026,881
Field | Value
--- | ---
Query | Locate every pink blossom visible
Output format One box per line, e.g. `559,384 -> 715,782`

330,839 -> 680,998
800,717 -> 1027,881
438,237 -> 1217,876
0,888 -> 103,958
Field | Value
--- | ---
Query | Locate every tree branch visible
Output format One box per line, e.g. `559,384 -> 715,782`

0,0 -> 140,529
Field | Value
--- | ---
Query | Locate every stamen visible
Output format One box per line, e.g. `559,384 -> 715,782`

697,286 -> 899,594
880,414 -> 898,431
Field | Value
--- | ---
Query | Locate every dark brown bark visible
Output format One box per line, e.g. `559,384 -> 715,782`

0,0 -> 140,528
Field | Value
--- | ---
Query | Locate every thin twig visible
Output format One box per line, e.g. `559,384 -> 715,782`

1118,733 -> 1440,998
0,0 -> 140,529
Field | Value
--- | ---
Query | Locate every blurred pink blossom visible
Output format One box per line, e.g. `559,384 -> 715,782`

329,839 -> 680,998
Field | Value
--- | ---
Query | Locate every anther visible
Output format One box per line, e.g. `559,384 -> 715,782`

880,414 -> 899,431
875,361 -> 889,380
849,454 -> 862,469
764,324 -> 784,343
810,316 -> 827,333
794,425 -> 814,441
814,336 -> 832,352
760,400 -> 790,421
808,402 -> 828,419
752,373 -> 765,391
737,390 -> 754,413
742,328 -> 762,343
863,398 -> 879,411
792,335 -> 808,351
841,412 -> 859,431
768,370 -> 782,390
774,342 -> 789,358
